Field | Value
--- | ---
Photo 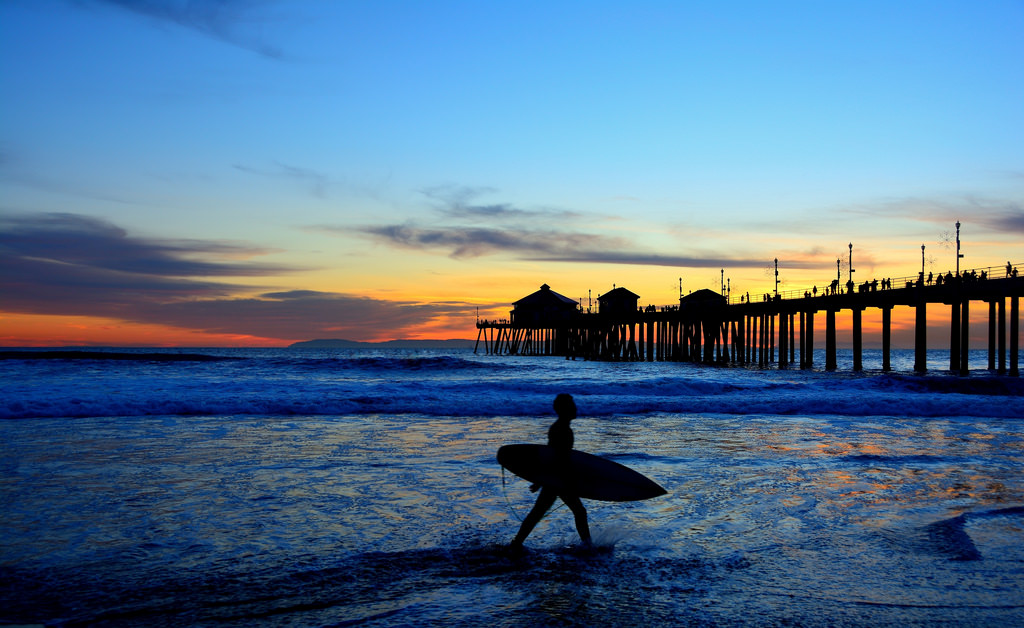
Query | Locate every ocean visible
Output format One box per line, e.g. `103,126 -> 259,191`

1,347 -> 1022,626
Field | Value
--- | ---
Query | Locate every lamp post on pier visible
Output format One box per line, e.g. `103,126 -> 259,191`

955,221 -> 963,276
921,244 -> 926,276
848,243 -> 855,293
774,258 -> 779,297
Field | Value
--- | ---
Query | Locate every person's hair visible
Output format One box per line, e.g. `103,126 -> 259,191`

553,393 -> 576,420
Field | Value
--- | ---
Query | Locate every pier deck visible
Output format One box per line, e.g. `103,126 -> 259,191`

475,267 -> 1023,375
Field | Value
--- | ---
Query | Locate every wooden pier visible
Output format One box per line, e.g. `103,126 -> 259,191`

475,268 -> 1023,375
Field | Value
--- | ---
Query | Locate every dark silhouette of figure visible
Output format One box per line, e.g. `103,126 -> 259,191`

510,394 -> 591,549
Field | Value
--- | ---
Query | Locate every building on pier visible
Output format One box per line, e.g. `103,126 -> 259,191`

598,287 -> 640,318
511,284 -> 579,326
680,289 -> 727,309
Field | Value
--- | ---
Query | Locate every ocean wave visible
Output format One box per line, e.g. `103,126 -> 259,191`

3,349 -> 1023,420
4,381 -> 1023,420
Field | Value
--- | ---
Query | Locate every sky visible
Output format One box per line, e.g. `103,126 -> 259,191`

1,0 -> 1022,347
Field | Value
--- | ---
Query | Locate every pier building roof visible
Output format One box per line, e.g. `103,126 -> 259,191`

680,289 -> 726,304
599,287 -> 640,302
513,284 -> 578,309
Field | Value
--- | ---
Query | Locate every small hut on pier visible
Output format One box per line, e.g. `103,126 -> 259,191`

598,286 -> 640,318
511,284 -> 579,326
680,288 -> 727,311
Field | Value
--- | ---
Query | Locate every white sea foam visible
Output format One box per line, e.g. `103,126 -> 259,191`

1,348 -> 1022,420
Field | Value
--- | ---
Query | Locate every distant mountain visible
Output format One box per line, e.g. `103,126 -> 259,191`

289,338 -> 475,349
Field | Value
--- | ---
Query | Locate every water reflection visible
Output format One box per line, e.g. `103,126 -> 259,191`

2,411 -> 1022,625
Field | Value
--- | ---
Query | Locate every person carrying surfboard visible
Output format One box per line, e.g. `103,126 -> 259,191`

509,393 -> 592,549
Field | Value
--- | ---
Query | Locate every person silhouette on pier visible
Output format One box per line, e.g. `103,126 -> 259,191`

509,394 -> 591,550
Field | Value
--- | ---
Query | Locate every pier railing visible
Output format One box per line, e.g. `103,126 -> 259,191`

717,263 -> 1018,306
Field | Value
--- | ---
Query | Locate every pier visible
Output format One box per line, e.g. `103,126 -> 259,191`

475,265 -> 1023,375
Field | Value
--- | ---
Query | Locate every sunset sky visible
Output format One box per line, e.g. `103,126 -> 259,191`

2,0 -> 1022,347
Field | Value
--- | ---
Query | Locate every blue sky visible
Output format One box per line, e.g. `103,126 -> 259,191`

1,0 -> 1022,344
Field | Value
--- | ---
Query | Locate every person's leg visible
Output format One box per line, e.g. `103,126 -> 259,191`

560,494 -> 591,544
512,489 -> 557,546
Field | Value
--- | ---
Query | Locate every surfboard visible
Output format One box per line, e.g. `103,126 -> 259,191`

497,444 -> 667,502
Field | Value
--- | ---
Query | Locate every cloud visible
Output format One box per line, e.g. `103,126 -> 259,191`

0,211 -> 474,341
137,290 -> 469,339
0,148 -> 141,205
991,209 -> 1024,233
348,185 -> 796,268
846,195 -> 1024,235
83,0 -> 286,59
0,212 -> 284,278
355,222 -> 797,269
358,184 -> 1019,271
0,212 -> 287,318
421,184 -> 582,222
234,161 -> 331,198
529,251 -> 819,269
358,223 -> 626,259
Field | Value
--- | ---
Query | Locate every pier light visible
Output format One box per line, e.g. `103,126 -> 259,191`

774,258 -> 779,296
955,220 -> 963,275
849,243 -> 855,283
921,244 -> 926,276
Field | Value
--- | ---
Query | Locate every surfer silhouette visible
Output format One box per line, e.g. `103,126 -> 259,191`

509,393 -> 591,549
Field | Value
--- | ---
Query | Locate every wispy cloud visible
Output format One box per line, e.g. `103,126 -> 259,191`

355,222 -> 799,269
234,161 -> 331,198
530,251 -> 819,269
81,0 -> 286,59
358,224 -> 627,259
347,186 -> 794,269
0,148 -> 142,205
845,195 -> 1024,235
0,212 -> 287,319
991,209 -> 1024,233
422,184 -> 582,223
0,212 -> 472,340
139,290 -> 468,339
1,212 -> 283,278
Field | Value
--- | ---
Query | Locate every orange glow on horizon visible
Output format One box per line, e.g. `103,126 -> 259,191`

0,314 -> 292,348
3,298 -> 1016,349
0,312 -> 483,347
